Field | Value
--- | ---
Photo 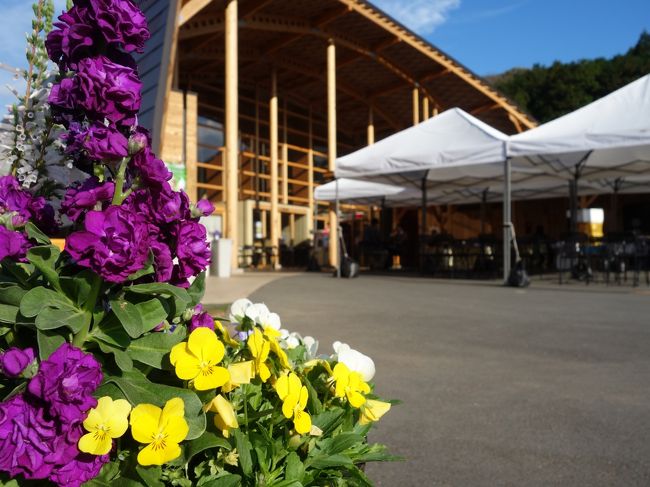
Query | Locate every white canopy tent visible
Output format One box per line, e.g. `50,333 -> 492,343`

314,178 -> 422,207
509,74 -> 650,232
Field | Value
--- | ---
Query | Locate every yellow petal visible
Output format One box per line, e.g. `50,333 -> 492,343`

332,362 -> 350,380
270,339 -> 290,369
293,409 -> 312,435
137,441 -> 182,466
193,365 -> 230,391
78,431 -> 113,455
82,407 -> 104,433
162,415 -> 190,444
282,396 -> 297,419
360,399 -> 391,425
104,399 -> 132,438
170,343 -> 201,380
347,389 -> 367,409
259,362 -> 271,382
228,361 -> 254,385
130,403 -> 162,444
213,395 -> 238,429
170,342 -> 191,366
214,415 -> 231,438
188,327 -> 225,364
298,385 -> 309,410
276,373 -> 289,400
162,398 -> 185,420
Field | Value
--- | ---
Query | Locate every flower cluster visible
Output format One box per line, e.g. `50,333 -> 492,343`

0,344 -> 106,486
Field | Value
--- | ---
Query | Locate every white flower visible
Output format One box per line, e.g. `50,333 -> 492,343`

284,332 -> 301,350
303,336 -> 319,359
332,341 -> 375,382
229,298 -> 253,323
246,302 -> 281,331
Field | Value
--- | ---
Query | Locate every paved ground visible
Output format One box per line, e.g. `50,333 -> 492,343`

242,273 -> 650,486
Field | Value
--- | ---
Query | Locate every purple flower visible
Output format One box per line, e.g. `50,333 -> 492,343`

49,55 -> 142,126
88,0 -> 150,53
125,184 -> 190,225
0,227 -> 31,262
64,122 -> 129,162
188,304 -> 215,332
130,147 -> 172,187
0,347 -> 35,378
150,237 -> 174,282
0,175 -> 33,225
0,394 -> 59,480
61,177 -> 115,222
47,1 -> 149,69
66,205 -> 151,283
28,343 -> 102,425
48,422 -> 109,487
173,220 -> 211,280
194,198 -> 215,218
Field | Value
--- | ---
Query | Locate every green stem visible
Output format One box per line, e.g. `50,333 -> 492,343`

72,273 -> 102,348
111,156 -> 130,205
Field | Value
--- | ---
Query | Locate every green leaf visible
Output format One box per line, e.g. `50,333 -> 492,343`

126,329 -> 184,369
106,368 -> 206,440
284,452 -> 304,482
20,286 -> 69,317
307,453 -> 353,469
127,283 -> 191,318
234,428 -> 253,478
311,408 -> 345,437
135,465 -> 164,487
27,245 -> 61,290
37,329 -> 67,360
136,298 -> 168,334
21,287 -> 91,333
0,284 -> 27,306
0,304 -> 18,323
24,222 -> 50,245
200,475 -> 242,487
110,299 -> 143,338
96,341 -> 133,372
92,315 -> 131,348
270,481 -> 303,487
188,272 -> 206,306
185,430 -> 231,462
60,270 -> 97,308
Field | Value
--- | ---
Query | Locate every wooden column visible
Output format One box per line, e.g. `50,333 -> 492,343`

422,97 -> 430,121
281,100 -> 289,204
224,0 -> 239,270
412,87 -> 419,125
367,107 -> 375,145
327,39 -> 338,268
270,68 -> 280,269
307,108 -> 314,237
432,106 -> 439,117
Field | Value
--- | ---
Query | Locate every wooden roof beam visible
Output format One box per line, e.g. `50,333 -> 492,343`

312,5 -> 352,28
240,0 -> 274,19
179,0 -> 213,27
470,102 -> 500,115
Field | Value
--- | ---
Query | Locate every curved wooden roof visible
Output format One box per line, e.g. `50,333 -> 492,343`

176,0 -> 535,145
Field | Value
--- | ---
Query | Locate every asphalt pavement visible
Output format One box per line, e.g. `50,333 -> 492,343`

248,273 -> 650,486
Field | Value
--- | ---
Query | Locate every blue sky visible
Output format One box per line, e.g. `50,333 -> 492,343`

0,0 -> 648,108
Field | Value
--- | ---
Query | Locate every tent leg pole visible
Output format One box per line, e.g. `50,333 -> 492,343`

503,157 -> 512,284
569,178 -> 578,234
420,173 -> 428,273
335,179 -> 341,279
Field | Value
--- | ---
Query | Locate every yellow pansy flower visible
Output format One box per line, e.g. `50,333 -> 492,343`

222,361 -> 254,393
170,327 -> 230,391
130,398 -> 189,466
268,336 -> 291,370
204,394 -> 239,438
215,320 -> 239,347
331,362 -> 370,408
359,399 -> 391,425
247,328 -> 271,382
78,397 -> 132,455
275,372 -> 311,435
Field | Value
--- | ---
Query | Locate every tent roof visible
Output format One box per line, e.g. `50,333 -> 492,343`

335,108 -> 508,180
510,74 -> 650,158
314,178 -> 422,206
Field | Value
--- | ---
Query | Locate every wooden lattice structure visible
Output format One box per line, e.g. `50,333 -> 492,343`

135,0 -> 535,269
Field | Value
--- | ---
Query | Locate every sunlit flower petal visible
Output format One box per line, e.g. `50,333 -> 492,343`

359,399 -> 391,425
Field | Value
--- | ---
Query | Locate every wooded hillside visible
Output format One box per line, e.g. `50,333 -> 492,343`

489,32 -> 650,123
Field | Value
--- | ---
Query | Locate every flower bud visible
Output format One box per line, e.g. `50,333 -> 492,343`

128,132 -> 148,155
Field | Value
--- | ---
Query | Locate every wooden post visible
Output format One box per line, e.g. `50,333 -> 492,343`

327,39 -> 338,268
225,0 -> 239,270
282,100 -> 289,205
367,106 -> 375,145
432,106 -> 439,117
289,213 -> 295,245
422,97 -> 429,121
412,87 -> 419,125
307,107 -> 314,237
270,68 -> 280,269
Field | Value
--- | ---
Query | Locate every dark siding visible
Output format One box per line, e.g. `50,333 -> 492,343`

133,0 -> 178,153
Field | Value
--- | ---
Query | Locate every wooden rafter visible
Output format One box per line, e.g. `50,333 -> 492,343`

470,102 -> 500,116
178,0 -> 213,27
240,0 -> 274,19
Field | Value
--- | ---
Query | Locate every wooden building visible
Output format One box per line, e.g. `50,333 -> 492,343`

134,0 -> 536,271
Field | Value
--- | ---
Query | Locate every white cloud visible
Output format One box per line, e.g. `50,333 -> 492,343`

371,0 -> 461,34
